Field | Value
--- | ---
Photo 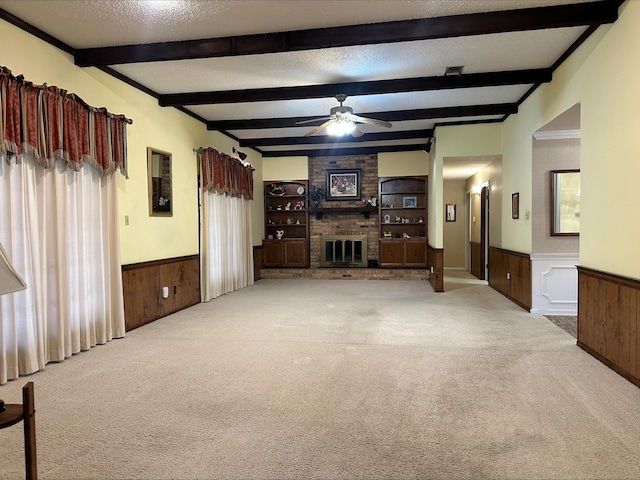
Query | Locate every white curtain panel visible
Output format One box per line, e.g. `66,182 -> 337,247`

201,191 -> 253,302
0,156 -> 125,385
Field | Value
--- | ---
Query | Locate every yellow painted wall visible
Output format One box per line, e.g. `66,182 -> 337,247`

499,0 -> 639,279
2,19 -> 264,263
434,124 -> 503,249
576,0 -> 640,278
499,17 -> 609,255
436,124 -> 503,159
263,156 -> 308,181
378,151 -> 429,177
465,158 -> 503,247
443,180 -> 466,268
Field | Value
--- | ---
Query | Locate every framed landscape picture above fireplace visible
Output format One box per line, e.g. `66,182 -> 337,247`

326,169 -> 361,201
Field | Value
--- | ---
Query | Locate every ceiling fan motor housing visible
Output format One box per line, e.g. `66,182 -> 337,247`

330,105 -> 353,116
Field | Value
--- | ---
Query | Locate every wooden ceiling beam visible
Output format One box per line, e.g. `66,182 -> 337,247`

206,104 -> 516,130
260,144 -> 430,158
238,129 -> 434,147
74,1 -> 620,67
159,69 -> 549,106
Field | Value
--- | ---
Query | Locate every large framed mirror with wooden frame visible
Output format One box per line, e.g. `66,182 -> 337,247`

147,147 -> 172,217
550,169 -> 580,236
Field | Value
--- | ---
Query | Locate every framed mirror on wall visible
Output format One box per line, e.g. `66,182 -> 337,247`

147,147 -> 172,217
550,169 -> 580,236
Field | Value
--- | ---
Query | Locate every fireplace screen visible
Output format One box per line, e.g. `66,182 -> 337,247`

320,235 -> 368,268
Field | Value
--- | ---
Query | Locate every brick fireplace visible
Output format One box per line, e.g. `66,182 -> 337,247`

309,154 -> 379,268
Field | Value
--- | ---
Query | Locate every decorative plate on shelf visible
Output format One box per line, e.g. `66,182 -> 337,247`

296,186 -> 305,195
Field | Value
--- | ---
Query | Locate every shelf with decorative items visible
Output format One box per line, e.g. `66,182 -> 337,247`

263,180 -> 309,267
378,176 -> 428,267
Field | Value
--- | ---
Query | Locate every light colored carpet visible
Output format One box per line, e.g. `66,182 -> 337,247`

1,277 -> 640,480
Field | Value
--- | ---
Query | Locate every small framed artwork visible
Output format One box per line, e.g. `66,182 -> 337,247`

446,204 -> 456,222
326,169 -> 361,201
512,192 -> 520,219
403,196 -> 417,208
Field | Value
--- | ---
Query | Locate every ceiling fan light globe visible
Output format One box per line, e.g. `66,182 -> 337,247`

327,119 -> 356,136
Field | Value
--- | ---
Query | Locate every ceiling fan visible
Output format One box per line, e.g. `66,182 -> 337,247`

297,94 -> 392,137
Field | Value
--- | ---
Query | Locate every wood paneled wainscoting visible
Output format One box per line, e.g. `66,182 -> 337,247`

253,245 -> 263,281
122,255 -> 200,331
577,267 -> 640,388
488,246 -> 532,310
427,244 -> 444,292
470,242 -> 484,279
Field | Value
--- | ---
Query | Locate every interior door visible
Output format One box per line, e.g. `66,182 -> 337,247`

480,185 -> 489,281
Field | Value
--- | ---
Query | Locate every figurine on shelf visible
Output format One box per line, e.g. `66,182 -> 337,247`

395,215 -> 401,223
366,196 -> 378,207
269,184 -> 285,196
383,231 -> 392,238
384,214 -> 391,223
418,217 -> 424,223
276,230 -> 285,240
403,232 -> 411,238
285,202 -> 291,211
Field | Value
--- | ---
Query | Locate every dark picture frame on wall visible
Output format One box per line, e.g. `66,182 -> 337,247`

446,203 -> 456,222
326,169 -> 361,201
512,192 -> 520,219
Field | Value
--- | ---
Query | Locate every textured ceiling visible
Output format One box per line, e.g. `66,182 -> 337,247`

0,0 -> 603,47
0,0 -> 620,177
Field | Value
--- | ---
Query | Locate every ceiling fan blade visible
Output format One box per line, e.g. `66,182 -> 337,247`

296,116 -> 332,125
305,119 -> 335,137
348,114 -> 392,128
350,126 -> 364,138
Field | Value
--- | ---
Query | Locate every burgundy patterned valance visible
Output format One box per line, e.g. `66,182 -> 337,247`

201,147 -> 254,200
0,66 -> 131,177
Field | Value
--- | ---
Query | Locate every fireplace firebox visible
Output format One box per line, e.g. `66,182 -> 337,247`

319,235 -> 368,268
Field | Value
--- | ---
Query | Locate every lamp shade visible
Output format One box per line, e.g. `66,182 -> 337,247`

0,242 -> 26,295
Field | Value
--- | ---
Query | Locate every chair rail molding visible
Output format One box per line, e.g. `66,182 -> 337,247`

531,253 -> 579,315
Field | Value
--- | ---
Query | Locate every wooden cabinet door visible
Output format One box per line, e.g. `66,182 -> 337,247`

284,240 -> 307,266
379,239 -> 404,266
403,239 -> 427,267
263,240 -> 285,266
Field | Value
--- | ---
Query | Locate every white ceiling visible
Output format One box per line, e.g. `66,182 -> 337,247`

0,0 -> 619,177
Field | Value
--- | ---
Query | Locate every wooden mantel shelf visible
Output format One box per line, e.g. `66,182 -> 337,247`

309,206 -> 378,219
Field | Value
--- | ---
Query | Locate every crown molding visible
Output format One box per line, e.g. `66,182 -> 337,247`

532,129 -> 581,140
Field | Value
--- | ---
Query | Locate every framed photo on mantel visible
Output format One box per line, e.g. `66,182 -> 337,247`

326,169 -> 361,201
